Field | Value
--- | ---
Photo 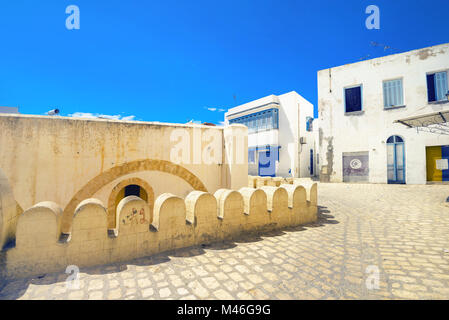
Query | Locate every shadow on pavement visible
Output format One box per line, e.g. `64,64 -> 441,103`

0,205 -> 339,300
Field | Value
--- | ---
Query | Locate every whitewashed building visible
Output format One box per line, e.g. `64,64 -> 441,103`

318,42 -> 449,184
224,91 -> 315,178
0,107 -> 19,114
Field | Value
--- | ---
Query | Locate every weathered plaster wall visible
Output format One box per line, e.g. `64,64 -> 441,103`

0,169 -> 20,249
0,115 -> 248,239
318,42 -> 449,184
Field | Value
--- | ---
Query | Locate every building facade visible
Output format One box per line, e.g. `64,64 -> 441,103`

318,42 -> 449,184
225,91 -> 315,178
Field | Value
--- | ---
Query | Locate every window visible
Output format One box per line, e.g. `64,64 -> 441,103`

383,79 -> 404,108
386,135 -> 403,143
306,117 -> 314,132
427,71 -> 448,102
228,108 -> 279,133
248,150 -> 256,164
273,109 -> 279,129
345,86 -> 362,113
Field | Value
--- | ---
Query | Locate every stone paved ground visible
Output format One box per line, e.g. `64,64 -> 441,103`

1,183 -> 449,300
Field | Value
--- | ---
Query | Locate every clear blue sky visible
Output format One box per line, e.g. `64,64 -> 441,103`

0,0 -> 448,123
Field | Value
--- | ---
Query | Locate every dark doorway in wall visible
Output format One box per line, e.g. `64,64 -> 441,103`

114,184 -> 149,212
310,149 -> 314,175
124,184 -> 141,197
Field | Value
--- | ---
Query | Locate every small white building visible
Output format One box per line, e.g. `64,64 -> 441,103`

317,42 -> 449,184
0,107 -> 19,114
224,91 -> 315,178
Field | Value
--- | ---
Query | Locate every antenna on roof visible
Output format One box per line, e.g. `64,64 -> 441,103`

359,54 -> 371,61
370,41 -> 398,52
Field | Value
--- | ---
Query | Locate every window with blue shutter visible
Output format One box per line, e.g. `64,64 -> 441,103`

435,72 -> 448,101
226,108 -> 279,133
383,79 -> 404,108
306,116 -> 313,132
344,86 -> 362,113
427,71 -> 448,102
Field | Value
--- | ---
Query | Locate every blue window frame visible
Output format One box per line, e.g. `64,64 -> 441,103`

427,71 -> 448,102
228,108 -> 279,133
344,85 -> 362,113
383,79 -> 404,108
306,117 -> 314,132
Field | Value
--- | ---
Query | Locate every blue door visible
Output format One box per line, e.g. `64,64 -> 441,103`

258,147 -> 277,177
387,136 -> 405,184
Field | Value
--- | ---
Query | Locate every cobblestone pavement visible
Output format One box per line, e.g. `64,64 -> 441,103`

1,183 -> 449,300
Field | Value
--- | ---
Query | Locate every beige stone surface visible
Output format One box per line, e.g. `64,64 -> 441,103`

0,168 -> 20,249
4,184 -> 316,279
0,114 -> 249,237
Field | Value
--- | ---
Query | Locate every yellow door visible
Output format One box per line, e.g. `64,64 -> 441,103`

426,146 -> 442,181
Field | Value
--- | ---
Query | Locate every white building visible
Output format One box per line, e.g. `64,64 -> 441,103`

225,91 -> 315,178
0,107 -> 19,114
317,42 -> 449,184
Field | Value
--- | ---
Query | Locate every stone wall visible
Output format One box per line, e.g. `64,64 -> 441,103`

2,182 -> 317,280
0,114 -> 248,226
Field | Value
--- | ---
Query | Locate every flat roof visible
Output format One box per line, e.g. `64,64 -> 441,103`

318,42 -> 449,72
0,113 -> 224,130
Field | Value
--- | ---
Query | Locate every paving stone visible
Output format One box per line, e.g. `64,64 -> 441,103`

2,184 -> 449,300
107,288 -> 122,299
139,287 -> 153,299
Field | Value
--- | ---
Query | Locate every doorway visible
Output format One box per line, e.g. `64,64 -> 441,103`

387,135 -> 405,184
426,145 -> 449,182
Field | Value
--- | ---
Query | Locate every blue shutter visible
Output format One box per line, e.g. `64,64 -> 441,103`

384,79 -> 403,108
383,81 -> 390,107
273,110 -> 279,129
435,72 -> 448,101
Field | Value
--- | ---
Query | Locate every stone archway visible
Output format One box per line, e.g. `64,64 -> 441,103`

61,159 -> 207,233
107,177 -> 155,229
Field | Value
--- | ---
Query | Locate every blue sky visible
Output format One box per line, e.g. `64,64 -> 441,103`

0,0 -> 448,124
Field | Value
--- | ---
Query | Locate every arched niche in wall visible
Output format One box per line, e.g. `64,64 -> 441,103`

107,177 -> 154,229
60,159 -> 208,234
